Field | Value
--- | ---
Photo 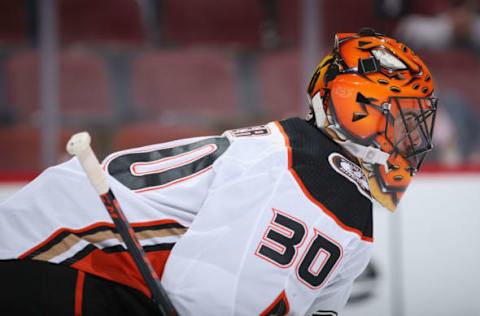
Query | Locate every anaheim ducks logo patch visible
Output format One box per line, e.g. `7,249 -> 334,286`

328,153 -> 371,200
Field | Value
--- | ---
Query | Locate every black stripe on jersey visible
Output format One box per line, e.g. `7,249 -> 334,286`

59,243 -> 176,266
279,118 -> 373,240
76,225 -> 115,237
143,243 -> 175,252
75,222 -> 184,237
25,230 -> 75,259
100,242 -> 175,254
132,222 -> 185,233
60,244 -> 98,265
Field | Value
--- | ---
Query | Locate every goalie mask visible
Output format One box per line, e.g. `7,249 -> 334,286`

307,28 -> 437,211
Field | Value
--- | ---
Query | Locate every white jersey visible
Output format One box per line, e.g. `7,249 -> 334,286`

0,118 -> 373,315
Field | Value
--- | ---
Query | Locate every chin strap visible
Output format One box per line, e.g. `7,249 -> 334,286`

309,92 -> 390,166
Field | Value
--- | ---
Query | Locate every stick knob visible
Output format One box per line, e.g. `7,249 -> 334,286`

66,132 -> 109,195
66,131 -> 91,156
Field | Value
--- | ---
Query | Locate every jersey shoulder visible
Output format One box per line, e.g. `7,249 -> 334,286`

278,118 -> 373,241
221,122 -> 287,164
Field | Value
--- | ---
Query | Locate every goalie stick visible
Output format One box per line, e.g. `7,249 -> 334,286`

66,132 -> 178,316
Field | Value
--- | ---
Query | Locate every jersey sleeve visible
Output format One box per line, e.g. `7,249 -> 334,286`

0,134 -> 232,297
101,135 -> 231,224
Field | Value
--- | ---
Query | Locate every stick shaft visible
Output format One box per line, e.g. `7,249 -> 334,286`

100,190 -> 177,316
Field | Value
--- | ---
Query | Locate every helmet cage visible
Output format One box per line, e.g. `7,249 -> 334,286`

383,96 -> 438,175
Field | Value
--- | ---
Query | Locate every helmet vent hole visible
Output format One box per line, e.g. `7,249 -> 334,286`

402,46 -> 408,53
358,40 -> 372,47
378,79 -> 389,85
387,161 -> 400,172
352,112 -> 369,122
425,75 -> 431,81
393,175 -> 404,181
390,86 -> 401,92
412,83 -> 419,90
421,87 -> 429,93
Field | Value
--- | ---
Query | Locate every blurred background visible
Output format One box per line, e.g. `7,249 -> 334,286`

1,0 -> 480,171
0,0 -> 479,315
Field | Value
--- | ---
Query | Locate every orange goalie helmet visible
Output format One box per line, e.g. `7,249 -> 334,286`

307,28 -> 437,211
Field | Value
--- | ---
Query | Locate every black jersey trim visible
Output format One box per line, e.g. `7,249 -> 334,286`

276,119 -> 373,241
260,290 -> 290,316
106,137 -> 230,192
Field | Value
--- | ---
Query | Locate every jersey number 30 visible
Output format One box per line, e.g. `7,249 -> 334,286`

256,209 -> 343,289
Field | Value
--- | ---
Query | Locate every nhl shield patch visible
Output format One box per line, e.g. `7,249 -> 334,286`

328,153 -> 371,200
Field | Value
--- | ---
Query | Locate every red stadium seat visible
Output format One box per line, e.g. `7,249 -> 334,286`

5,49 -> 113,125
0,0 -> 27,44
59,50 -> 113,122
112,122 -> 220,151
5,51 -> 38,122
163,0 -> 261,46
410,0 -> 451,15
278,0 -> 300,47
323,0 -> 379,42
278,0 -> 401,48
131,48 -> 237,121
258,50 -> 303,118
58,0 -> 144,45
0,126 -> 75,171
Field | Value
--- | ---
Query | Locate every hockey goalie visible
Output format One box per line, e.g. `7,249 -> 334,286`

0,29 -> 437,315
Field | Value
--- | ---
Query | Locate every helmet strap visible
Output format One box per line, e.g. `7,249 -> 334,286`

309,92 -> 390,165
335,139 -> 390,165
310,92 -> 327,128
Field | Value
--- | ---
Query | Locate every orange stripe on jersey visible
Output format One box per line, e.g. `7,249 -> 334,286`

274,121 -> 373,243
18,218 -> 182,298
74,271 -> 85,316
71,248 -> 172,298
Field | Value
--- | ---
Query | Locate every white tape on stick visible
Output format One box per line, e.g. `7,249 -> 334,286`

66,132 -> 109,195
